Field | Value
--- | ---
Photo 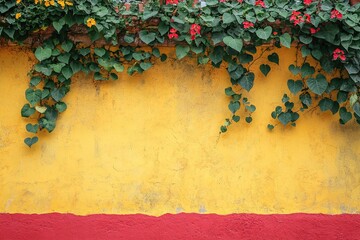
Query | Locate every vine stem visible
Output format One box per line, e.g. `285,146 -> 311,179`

247,47 -> 271,71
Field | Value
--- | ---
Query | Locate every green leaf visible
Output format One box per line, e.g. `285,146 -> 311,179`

319,98 -> 334,111
139,30 -> 156,44
301,45 -> 311,57
220,126 -> 227,133
61,41 -> 73,52
140,62 -> 152,71
337,91 -> 348,104
225,87 -> 236,96
51,87 -> 67,102
239,53 -> 253,64
299,35 -> 312,44
176,45 -> 190,60
228,101 -> 240,113
26,124 -> 39,133
223,36 -> 243,53
232,115 -> 240,122
350,94 -> 358,107
245,116 -> 252,123
339,107 -> 352,124
21,104 -> 35,117
113,63 -> 124,72
124,34 -> 135,43
57,53 -> 71,64
210,46 -> 224,65
314,23 -> 339,44
53,18 -> 65,33
268,53 -> 279,65
94,48 -> 106,57
24,137 -> 38,148
280,33 -> 291,48
239,72 -> 255,92
278,112 -> 292,125
142,10 -> 158,20
25,88 -> 42,106
300,92 -> 312,107
260,64 -> 271,76
223,13 -> 235,24
267,124 -> 274,130
306,74 -> 328,95
158,21 -> 169,36
353,102 -> 360,117
255,26 -> 272,40
289,64 -> 301,75
55,102 -> 67,113
30,76 -> 42,87
35,47 -> 52,61
246,105 -> 256,113
287,80 -> 303,95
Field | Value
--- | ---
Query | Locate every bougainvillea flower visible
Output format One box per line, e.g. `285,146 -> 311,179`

303,0 -> 312,5
330,9 -> 343,19
190,23 -> 201,40
304,14 -> 311,23
166,0 -> 179,5
310,28 -> 320,34
168,28 -> 179,39
290,11 -> 304,25
255,0 -> 265,7
243,21 -> 254,29
333,48 -> 346,61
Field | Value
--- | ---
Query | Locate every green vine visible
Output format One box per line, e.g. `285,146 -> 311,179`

0,0 -> 359,147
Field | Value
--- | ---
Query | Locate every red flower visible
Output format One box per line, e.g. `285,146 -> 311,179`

255,0 -> 265,8
310,28 -> 320,34
243,21 -> 254,29
189,23 -> 201,40
303,0 -> 312,5
304,13 -> 311,23
333,48 -> 346,61
219,0 -> 226,2
168,28 -> 178,39
166,0 -> 178,5
330,9 -> 342,19
290,11 -> 304,26
273,31 -> 278,36
238,0 -> 243,3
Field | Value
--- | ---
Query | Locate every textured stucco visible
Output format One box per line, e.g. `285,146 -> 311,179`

0,46 -> 359,216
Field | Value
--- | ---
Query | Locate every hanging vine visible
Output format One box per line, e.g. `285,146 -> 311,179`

0,0 -> 359,147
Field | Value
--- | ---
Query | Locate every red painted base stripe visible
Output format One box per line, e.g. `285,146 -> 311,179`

1,213 -> 360,240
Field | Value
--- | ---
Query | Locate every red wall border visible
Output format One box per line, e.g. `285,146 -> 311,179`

1,213 -> 360,240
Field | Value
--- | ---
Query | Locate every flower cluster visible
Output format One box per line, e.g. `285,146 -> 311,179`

86,18 -> 96,28
330,9 -> 342,19
333,48 -> 346,61
310,27 -> 320,34
255,0 -> 265,8
34,0 -> 72,8
303,0 -> 312,5
189,23 -> 201,40
243,21 -> 254,29
168,28 -> 178,39
166,0 -> 178,5
290,11 -> 311,25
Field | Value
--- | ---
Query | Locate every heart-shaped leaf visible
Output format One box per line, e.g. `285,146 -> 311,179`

239,72 -> 255,92
25,88 -> 42,106
223,36 -> 243,53
287,80 -> 303,95
256,26 -> 272,40
228,101 -> 240,113
268,53 -> 279,65
176,45 -> 190,60
26,124 -> 39,133
24,137 -> 38,147
280,33 -> 292,48
260,64 -> 271,76
306,74 -> 328,95
139,30 -> 156,44
35,47 -> 52,61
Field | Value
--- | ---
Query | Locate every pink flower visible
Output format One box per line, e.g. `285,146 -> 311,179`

310,27 -> 320,34
168,28 -> 178,39
238,0 -> 243,2
303,0 -> 312,5
330,9 -> 342,19
255,0 -> 265,8
219,0 -> 226,2
243,21 -> 254,29
304,13 -> 311,23
190,23 -> 201,40
166,0 -> 178,5
290,11 -> 303,26
333,48 -> 346,61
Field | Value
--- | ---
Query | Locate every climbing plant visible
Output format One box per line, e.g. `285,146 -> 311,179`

0,0 -> 359,147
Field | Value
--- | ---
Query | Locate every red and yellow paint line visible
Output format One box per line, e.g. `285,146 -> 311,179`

1,213 -> 360,239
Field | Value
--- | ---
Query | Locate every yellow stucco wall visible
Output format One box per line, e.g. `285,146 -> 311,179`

0,46 -> 359,216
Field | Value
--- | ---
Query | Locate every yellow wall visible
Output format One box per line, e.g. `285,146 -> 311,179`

0,46 -> 359,216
